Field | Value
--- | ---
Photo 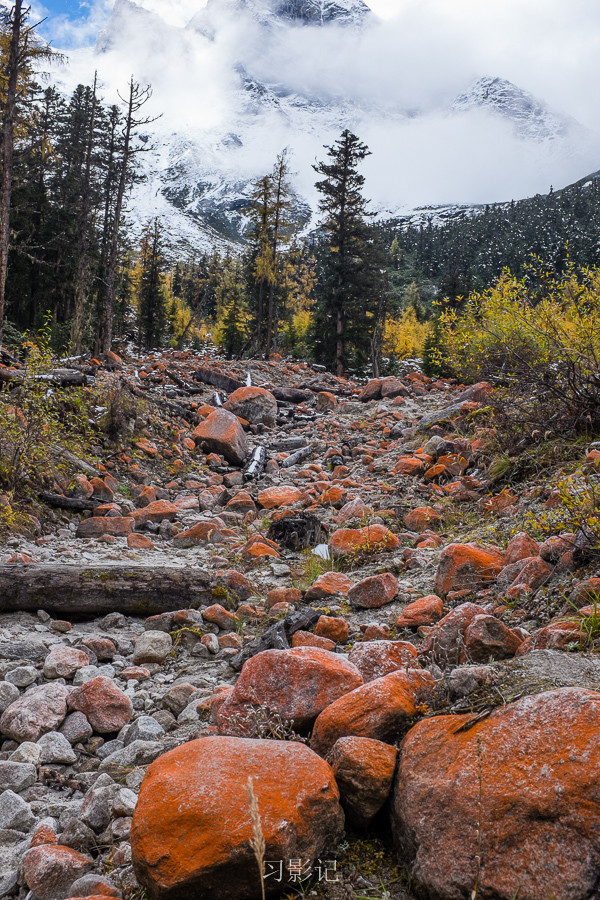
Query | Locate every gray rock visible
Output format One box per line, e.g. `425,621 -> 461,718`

112,787 -> 137,817
133,630 -> 173,665
80,785 -> 114,833
0,869 -> 18,899
0,761 -> 37,794
0,790 -> 34,831
58,817 -> 96,852
0,683 -> 19,714
123,715 -> 164,746
59,712 -> 93,745
37,732 -> 77,765
96,739 -> 124,760
0,682 -> 69,743
5,666 -> 37,688
72,665 -> 101,685
98,739 -> 162,773
8,742 -> 41,766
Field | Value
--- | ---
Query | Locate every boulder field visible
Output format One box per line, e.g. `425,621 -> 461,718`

0,352 -> 599,899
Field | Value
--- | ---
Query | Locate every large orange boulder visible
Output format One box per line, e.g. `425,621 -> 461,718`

213,646 -> 363,734
224,386 -> 278,426
311,669 -> 434,758
391,688 -> 600,900
404,507 -> 441,532
347,573 -> 399,609
329,525 -> 399,559
328,736 -> 398,828
131,736 -> 343,900
433,543 -> 504,597
305,571 -> 354,601
193,409 -> 249,466
257,485 -> 302,509
348,640 -> 418,682
396,595 -> 443,628
76,517 -> 134,538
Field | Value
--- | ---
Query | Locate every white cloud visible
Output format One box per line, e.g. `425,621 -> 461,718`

43,0 -> 600,218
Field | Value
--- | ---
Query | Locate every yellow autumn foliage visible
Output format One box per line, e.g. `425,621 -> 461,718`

382,307 -> 432,360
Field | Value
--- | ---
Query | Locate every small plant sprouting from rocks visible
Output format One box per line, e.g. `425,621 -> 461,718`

247,777 -> 266,900
221,704 -> 308,743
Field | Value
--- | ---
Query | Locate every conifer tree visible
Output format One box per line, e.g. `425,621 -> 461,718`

137,218 -> 167,349
312,129 -> 386,376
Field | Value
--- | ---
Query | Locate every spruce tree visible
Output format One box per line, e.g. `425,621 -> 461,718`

312,130 -> 386,376
137,218 -> 167,349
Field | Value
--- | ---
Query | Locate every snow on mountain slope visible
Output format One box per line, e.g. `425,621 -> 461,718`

52,0 -> 600,254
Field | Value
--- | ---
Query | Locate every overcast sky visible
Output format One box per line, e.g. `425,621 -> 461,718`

30,0 -> 600,211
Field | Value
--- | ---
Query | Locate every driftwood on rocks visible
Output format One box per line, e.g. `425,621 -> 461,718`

230,607 -> 321,671
243,445 -> 267,481
193,365 -> 244,395
0,565 -> 215,618
39,492 -> 99,512
281,444 -> 313,468
49,446 -> 99,477
272,436 -> 307,452
0,367 -> 88,387
272,387 -> 313,404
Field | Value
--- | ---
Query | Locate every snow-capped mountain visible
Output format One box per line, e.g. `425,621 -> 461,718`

451,76 -> 583,144
53,0 -> 600,254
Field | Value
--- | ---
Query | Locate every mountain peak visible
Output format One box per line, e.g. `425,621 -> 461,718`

195,0 -> 371,30
451,76 -> 577,142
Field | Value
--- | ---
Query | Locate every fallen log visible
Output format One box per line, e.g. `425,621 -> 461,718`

39,492 -> 99,512
281,444 -> 313,468
193,365 -> 244,394
0,565 -> 215,618
243,445 -> 267,481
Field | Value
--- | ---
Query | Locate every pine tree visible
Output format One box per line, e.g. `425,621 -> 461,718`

137,218 -> 167,349
312,130 -> 386,376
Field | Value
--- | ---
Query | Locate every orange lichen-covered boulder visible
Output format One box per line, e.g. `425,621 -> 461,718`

504,532 -> 540,566
347,573 -> 399,609
348,640 -> 419,682
257,485 -> 302,509
391,688 -> 600,900
67,677 -> 132,734
311,669 -> 434,758
433,543 -> 504,597
396,595 -> 443,628
329,525 -> 399,559
214,647 -> 363,734
404,507 -> 441,532
305,572 -> 354,601
76,517 -> 134,538
23,845 -> 92,900
328,736 -> 397,828
224,386 -> 278,426
131,736 -> 343,900
463,614 -> 523,662
193,409 -> 249,467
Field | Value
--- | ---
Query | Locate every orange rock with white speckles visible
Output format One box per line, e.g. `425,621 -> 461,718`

391,688 -> 600,900
131,736 -> 343,900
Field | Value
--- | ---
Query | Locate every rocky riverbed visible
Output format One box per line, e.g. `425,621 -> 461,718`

1,349 -> 600,900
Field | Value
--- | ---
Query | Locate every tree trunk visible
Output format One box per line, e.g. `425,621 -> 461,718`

0,564 -> 215,617
336,305 -> 344,376
0,0 -> 23,348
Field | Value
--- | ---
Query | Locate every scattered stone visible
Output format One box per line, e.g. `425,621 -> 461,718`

23,844 -> 93,900
328,736 -> 397,828
131,736 -> 343,900
434,543 -> 504,597
347,573 -> 399,609
133,631 -> 173,665
0,683 -> 69,743
67,677 -> 132,734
